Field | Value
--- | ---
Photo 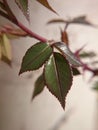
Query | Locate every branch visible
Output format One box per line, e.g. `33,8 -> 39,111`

0,10 -> 17,23
2,0 -> 17,20
17,21 -> 47,42
0,0 -> 48,42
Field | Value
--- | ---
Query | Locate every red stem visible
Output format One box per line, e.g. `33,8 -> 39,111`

0,0 -> 48,42
17,21 -> 47,42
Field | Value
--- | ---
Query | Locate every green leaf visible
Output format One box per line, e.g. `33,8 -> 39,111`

19,42 -> 52,74
36,0 -> 57,14
92,81 -> 98,91
1,34 -> 12,65
72,67 -> 80,76
15,0 -> 29,21
32,73 -> 45,99
79,51 -> 96,58
44,52 -> 73,109
54,42 -> 82,67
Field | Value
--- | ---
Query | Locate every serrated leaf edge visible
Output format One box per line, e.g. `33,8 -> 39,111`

44,52 -> 73,109
19,43 -> 53,74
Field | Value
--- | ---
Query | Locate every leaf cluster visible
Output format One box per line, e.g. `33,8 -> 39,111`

19,41 -> 82,109
0,0 -> 98,110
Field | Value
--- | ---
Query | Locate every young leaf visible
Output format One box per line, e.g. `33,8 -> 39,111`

1,34 -> 12,65
54,42 -> 82,67
60,29 -> 69,45
32,73 -> 45,99
36,0 -> 57,14
19,42 -> 52,74
44,52 -> 73,109
15,0 -> 29,21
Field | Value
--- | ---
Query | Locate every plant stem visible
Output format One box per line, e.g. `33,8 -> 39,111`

17,21 -> 47,42
0,0 -> 48,42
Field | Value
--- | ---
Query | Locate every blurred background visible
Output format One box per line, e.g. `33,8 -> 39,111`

0,0 -> 98,130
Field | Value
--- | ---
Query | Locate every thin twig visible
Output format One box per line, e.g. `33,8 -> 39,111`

0,0 -> 48,42
17,21 -> 47,42
2,0 -> 17,20
0,9 -> 16,23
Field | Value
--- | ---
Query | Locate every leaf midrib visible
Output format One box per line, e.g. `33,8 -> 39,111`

53,53 -> 64,104
24,45 -> 51,69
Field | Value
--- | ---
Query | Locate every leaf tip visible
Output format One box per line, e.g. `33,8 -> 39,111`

18,69 -> 23,75
61,101 -> 65,110
31,94 -> 35,101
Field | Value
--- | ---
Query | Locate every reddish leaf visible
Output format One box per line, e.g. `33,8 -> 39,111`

60,29 -> 69,45
36,0 -> 57,14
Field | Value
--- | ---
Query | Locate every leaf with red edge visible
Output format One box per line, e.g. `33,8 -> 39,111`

19,42 -> 52,74
32,73 -> 45,99
44,52 -> 73,109
15,0 -> 29,21
36,0 -> 57,14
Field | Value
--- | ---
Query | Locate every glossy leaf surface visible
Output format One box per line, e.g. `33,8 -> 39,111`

19,42 -> 52,74
54,42 -> 82,67
44,52 -> 72,109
